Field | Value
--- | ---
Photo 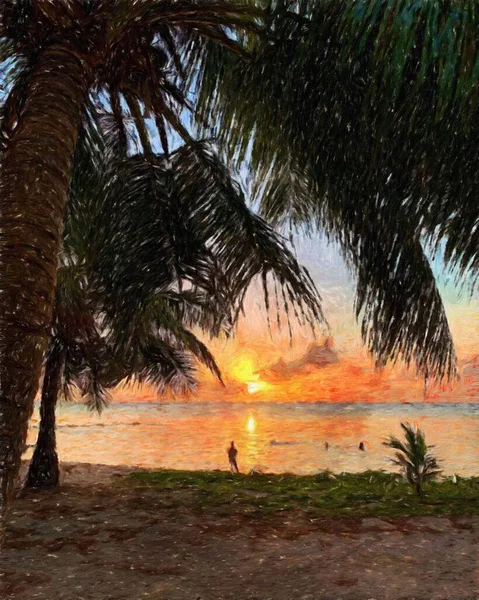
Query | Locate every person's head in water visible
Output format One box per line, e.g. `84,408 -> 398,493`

359,441 -> 365,451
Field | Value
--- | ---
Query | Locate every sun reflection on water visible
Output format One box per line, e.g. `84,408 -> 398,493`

245,415 -> 260,467
24,402 -> 479,477
246,415 -> 257,433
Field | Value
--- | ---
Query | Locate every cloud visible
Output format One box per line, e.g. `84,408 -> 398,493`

260,337 -> 339,382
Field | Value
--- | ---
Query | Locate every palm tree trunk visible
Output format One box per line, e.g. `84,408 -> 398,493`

0,44 -> 92,528
26,338 -> 66,489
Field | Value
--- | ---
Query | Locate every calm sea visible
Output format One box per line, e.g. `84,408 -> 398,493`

24,402 -> 479,476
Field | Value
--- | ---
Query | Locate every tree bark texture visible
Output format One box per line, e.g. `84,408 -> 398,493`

0,44 -> 92,532
26,338 -> 65,489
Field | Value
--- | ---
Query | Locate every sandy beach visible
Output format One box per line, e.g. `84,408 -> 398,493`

1,462 -> 478,600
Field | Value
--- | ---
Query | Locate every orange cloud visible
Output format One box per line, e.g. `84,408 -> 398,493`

109,288 -> 479,405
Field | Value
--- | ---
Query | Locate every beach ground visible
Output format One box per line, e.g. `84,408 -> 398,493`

2,463 -> 478,600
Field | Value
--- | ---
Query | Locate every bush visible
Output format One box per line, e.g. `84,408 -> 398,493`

383,422 -> 441,496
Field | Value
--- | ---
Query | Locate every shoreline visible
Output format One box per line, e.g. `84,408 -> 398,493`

17,460 -> 149,489
16,460 -> 479,490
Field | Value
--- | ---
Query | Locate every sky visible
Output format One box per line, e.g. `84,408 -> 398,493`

105,113 -> 479,404
116,230 -> 479,405
4,67 -> 472,406
3,27 -> 479,406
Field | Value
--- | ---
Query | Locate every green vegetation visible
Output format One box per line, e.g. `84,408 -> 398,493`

125,469 -> 479,518
384,423 -> 442,497
0,0 -> 262,520
198,0 -> 479,383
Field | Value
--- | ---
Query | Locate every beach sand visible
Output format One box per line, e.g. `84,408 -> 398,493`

2,462 -> 478,600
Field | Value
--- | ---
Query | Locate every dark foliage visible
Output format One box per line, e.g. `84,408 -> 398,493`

190,0 -> 479,380
92,141 -> 323,346
26,112 -> 325,487
0,0 -> 265,519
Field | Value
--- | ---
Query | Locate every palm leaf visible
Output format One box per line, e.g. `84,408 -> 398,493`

384,422 -> 442,491
140,294 -> 224,383
192,0 -> 479,379
131,339 -> 198,395
91,143 -> 324,339
170,142 -> 325,330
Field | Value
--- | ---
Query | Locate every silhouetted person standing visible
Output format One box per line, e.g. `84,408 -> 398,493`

228,441 -> 239,473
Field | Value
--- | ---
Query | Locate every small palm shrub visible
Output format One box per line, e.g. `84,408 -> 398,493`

383,423 -> 442,496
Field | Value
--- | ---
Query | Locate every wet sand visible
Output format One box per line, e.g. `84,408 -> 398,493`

2,462 -> 479,600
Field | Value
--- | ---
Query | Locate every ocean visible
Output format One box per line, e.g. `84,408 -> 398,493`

24,401 -> 479,476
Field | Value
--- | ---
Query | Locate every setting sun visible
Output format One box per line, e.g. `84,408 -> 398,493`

231,356 -> 271,395
231,358 -> 256,382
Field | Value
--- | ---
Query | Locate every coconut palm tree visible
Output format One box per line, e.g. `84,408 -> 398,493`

194,0 -> 479,385
4,0 -> 474,521
0,0 -> 262,520
26,265 -> 225,488
384,422 -> 442,497
26,263 -> 111,489
26,113 -> 324,488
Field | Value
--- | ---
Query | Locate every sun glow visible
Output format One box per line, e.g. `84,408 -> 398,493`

246,415 -> 257,433
231,356 -> 270,395
246,382 -> 263,394
231,358 -> 256,382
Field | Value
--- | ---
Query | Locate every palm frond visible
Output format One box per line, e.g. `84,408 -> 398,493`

90,154 -> 185,323
82,371 -> 111,415
171,142 -> 325,331
140,293 -> 224,383
64,104 -> 120,261
192,0 -> 479,379
153,289 -> 232,337
133,339 -> 198,395
382,436 -> 409,457
0,49 -> 35,159
109,0 -> 263,34
345,209 -> 456,379
91,143 -> 324,340
384,422 -> 442,492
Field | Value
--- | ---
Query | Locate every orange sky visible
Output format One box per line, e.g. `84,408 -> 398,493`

114,287 -> 479,405
113,235 -> 479,404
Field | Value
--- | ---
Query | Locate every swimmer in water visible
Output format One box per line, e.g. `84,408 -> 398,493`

359,441 -> 365,451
